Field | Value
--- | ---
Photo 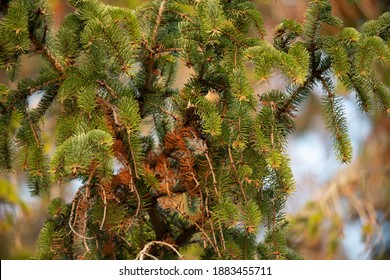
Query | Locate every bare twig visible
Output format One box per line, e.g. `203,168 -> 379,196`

68,210 -> 94,240
204,152 -> 218,193
154,105 -> 182,121
125,164 -> 141,232
315,166 -> 390,253
96,79 -> 118,99
173,203 -> 217,254
82,186 -> 91,254
143,253 -> 159,260
96,95 -> 120,126
68,187 -> 94,240
136,241 -> 184,260
120,236 -> 133,250
192,132 -> 219,198
28,116 -> 40,146
204,187 -> 223,257
218,221 -> 227,252
166,9 -> 195,24
155,48 -> 184,56
97,184 -> 108,230
127,132 -> 139,179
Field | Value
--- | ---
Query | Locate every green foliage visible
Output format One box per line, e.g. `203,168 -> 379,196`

361,11 -> 390,40
246,41 -> 309,85
196,96 -> 222,137
50,129 -> 114,183
36,198 -> 71,259
320,81 -> 352,163
1,0 -> 389,260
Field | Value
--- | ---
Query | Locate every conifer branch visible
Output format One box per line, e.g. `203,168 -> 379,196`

307,12 -> 321,49
27,110 -> 40,147
319,75 -> 353,163
26,76 -> 64,96
29,32 -> 64,74
228,147 -> 247,203
143,0 -> 167,92
4,0 -> 388,260
99,27 -> 129,72
279,56 -> 331,115
320,76 -> 339,135
278,2 -> 331,115
280,77 -> 311,114
151,0 -> 166,49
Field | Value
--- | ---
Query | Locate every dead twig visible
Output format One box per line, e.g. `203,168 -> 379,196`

68,187 -> 94,241
97,184 -> 108,230
136,241 -> 184,260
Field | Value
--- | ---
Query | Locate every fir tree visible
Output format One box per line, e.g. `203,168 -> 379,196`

0,0 -> 389,259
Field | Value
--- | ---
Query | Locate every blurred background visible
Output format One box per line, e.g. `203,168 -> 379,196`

1,0 -> 390,259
